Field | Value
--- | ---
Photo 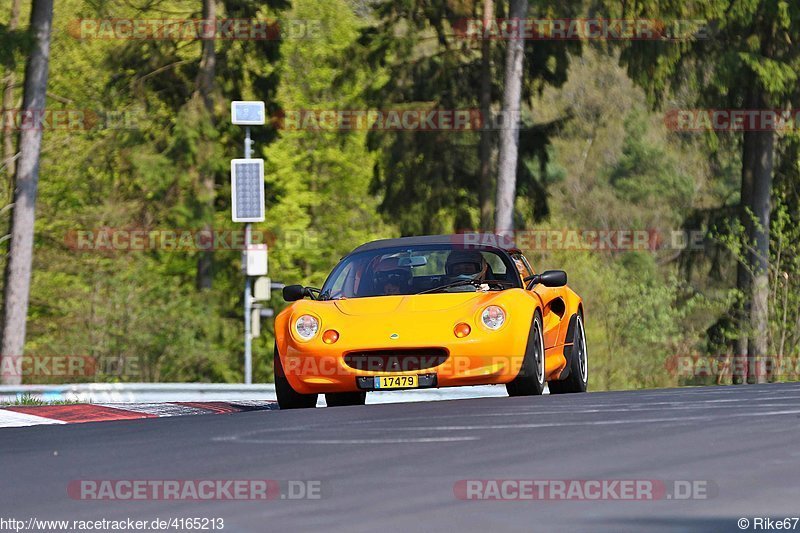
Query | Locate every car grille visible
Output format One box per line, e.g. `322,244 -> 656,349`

343,348 -> 448,372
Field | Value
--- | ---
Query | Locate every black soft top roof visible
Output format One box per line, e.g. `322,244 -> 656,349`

349,234 -> 522,255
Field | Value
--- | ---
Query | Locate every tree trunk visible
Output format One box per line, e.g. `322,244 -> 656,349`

1,0 -> 23,195
478,0 -> 494,230
734,125 -> 755,384
748,95 -> 774,385
196,0 -> 216,113
195,0 -> 217,290
494,0 -> 528,234
0,0 -> 54,385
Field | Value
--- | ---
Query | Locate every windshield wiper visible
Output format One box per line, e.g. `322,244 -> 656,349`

416,278 -> 514,295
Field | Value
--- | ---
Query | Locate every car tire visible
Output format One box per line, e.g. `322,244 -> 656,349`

325,392 -> 367,407
274,344 -> 318,409
506,309 -> 546,396
549,313 -> 588,394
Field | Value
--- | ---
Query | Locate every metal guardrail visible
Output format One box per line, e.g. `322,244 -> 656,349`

0,383 -> 278,403
0,382 -> 512,404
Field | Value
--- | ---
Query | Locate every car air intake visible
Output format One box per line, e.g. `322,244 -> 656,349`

344,349 -> 448,372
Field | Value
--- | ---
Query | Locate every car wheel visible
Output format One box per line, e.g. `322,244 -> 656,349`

325,392 -> 367,407
506,309 -> 546,396
549,313 -> 588,394
274,344 -> 318,409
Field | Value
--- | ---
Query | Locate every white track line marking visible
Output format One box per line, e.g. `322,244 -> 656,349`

215,406 -> 800,442
220,436 -> 480,444
323,401 -> 800,427
0,410 -> 66,428
391,408 -> 800,431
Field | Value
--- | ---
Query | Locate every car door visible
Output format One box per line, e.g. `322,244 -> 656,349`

513,253 -> 567,348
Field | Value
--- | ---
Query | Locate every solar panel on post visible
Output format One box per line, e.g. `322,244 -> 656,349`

230,101 -> 266,125
231,100 -> 266,386
231,159 -> 265,222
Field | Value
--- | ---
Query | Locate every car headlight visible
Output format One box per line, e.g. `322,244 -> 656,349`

295,315 -> 319,340
481,305 -> 505,330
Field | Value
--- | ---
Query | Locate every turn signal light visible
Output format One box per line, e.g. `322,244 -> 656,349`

454,323 -> 471,338
322,329 -> 340,344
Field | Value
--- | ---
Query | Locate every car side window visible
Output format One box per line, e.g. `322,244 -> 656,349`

328,262 -> 353,298
520,254 -> 535,277
481,252 -> 507,275
511,253 -> 533,281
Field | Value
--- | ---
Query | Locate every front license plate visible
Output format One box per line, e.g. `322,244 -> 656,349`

374,375 -> 418,389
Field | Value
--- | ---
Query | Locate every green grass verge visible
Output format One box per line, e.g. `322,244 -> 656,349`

1,394 -> 83,406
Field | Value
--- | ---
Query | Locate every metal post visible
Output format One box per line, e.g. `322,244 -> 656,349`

245,126 -> 252,158
243,125 -> 253,385
244,223 -> 252,385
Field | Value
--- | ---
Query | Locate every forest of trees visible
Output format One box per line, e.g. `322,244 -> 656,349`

1,0 -> 798,389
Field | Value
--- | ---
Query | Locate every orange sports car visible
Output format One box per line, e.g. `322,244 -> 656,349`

274,234 -> 587,408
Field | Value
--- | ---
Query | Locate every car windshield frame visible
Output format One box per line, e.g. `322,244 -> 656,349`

319,244 -> 522,300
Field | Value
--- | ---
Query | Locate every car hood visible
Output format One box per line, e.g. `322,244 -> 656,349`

332,292 -> 489,316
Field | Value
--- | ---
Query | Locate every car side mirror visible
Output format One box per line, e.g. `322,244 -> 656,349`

524,270 -> 567,289
283,284 -> 308,302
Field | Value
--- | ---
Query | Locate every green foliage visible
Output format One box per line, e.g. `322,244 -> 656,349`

0,0 -> 798,392
359,0 -> 582,234
264,0 -> 392,290
2,394 -> 80,406
609,112 -> 694,212
1,0 -> 386,384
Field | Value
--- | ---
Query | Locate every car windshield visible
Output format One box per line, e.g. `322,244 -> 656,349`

319,245 -> 520,299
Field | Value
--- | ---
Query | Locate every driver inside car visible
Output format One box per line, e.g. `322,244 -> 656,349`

373,268 -> 411,296
445,250 -> 488,280
383,280 -> 401,295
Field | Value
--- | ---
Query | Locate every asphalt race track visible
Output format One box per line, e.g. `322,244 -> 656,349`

3,383 -> 800,532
